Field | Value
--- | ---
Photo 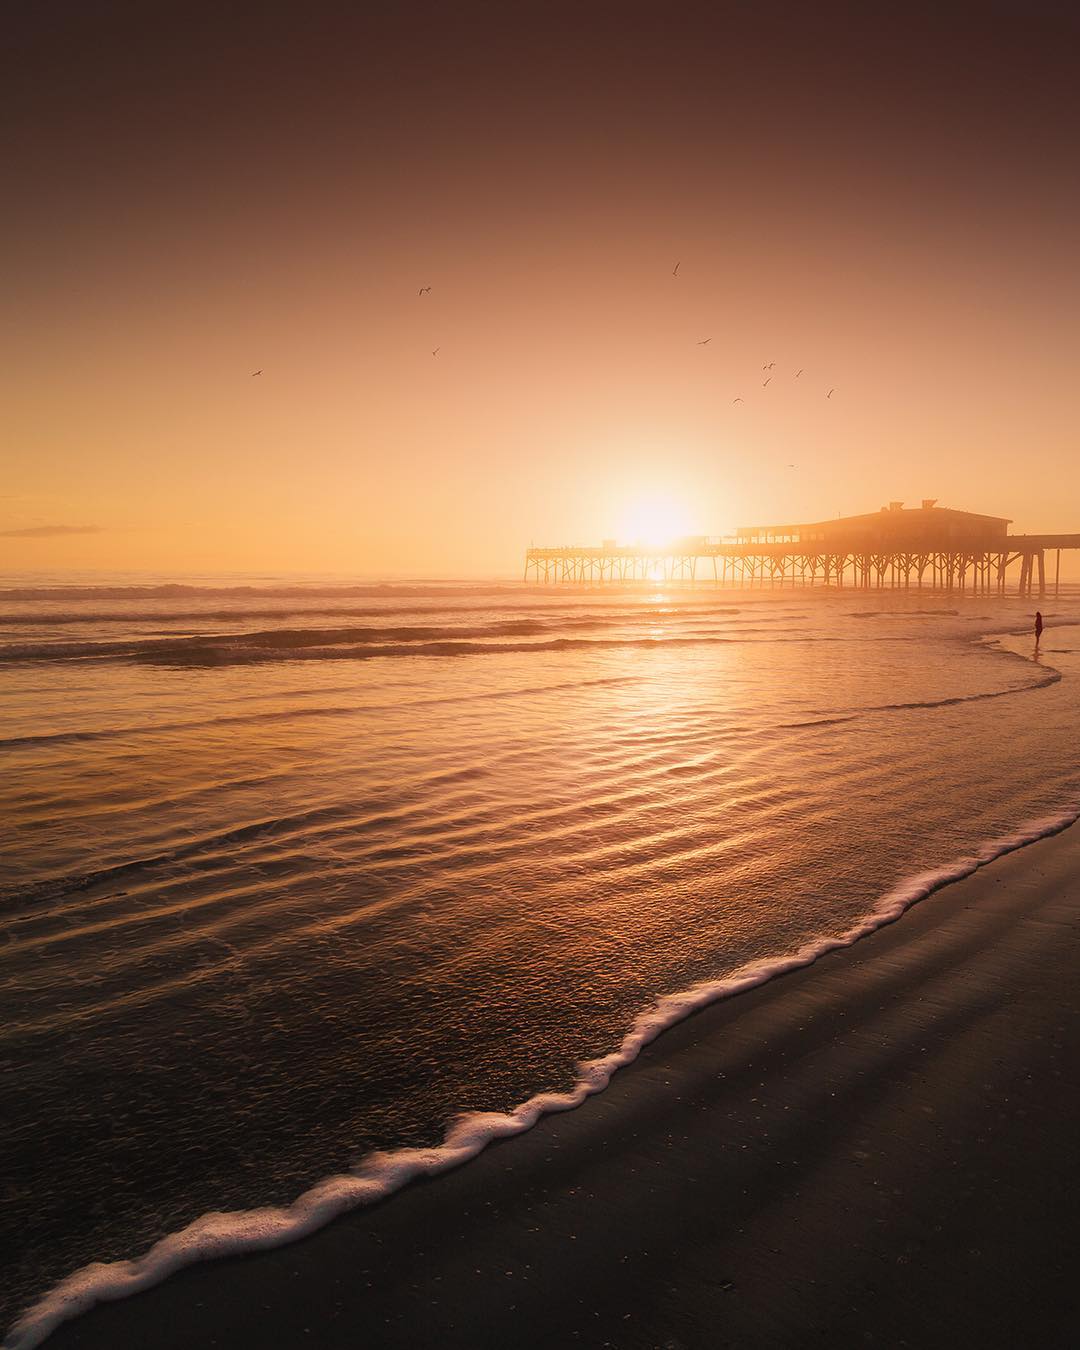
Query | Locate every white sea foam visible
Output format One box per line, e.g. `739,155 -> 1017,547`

5,803 -> 1079,1350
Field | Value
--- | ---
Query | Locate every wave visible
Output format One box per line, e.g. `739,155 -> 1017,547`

848,609 -> 959,618
0,619 -> 556,662
0,583 -> 527,602
3,748 -> 513,913
0,602 -> 744,627
5,803 -> 1077,1350
0,803 -> 359,912
0,581 -> 747,603
0,631 -> 845,667
868,670 -> 1062,709
857,668 -> 1062,713
780,715 -> 859,728
776,668 -> 1061,729
0,609 -> 772,664
0,675 -> 638,751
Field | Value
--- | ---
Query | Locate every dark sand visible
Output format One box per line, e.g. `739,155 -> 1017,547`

42,825 -> 1080,1350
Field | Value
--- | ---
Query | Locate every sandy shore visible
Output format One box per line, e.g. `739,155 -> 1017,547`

38,823 -> 1080,1349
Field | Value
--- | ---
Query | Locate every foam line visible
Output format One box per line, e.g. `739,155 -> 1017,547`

5,803 -> 1079,1350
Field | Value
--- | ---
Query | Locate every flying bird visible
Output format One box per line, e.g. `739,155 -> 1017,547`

763,377 -> 771,387
827,388 -> 835,398
432,347 -> 440,357
762,362 -> 775,371
795,369 -> 803,377
251,370 -> 262,376
672,261 -> 681,276
733,397 -> 744,403
787,463 -> 797,468
696,338 -> 711,345
419,286 -> 432,296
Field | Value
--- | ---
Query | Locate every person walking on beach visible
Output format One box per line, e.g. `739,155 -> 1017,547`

1035,610 -> 1044,646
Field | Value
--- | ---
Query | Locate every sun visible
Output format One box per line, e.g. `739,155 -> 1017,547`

619,493 -> 693,548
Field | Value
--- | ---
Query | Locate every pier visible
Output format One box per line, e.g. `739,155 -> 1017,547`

525,502 -> 1080,596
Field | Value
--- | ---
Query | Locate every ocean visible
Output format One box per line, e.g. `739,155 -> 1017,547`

3,575 -> 1079,1346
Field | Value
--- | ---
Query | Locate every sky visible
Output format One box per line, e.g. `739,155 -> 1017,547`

3,0 -> 1079,576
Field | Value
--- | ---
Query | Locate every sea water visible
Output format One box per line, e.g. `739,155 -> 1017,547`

3,576 -> 1079,1344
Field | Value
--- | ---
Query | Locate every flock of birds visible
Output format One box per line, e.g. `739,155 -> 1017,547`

249,264 -> 839,400
730,363 -> 835,404
731,366 -> 835,404
673,261 -> 836,404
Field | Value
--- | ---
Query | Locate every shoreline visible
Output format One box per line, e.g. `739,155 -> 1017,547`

14,811 -> 1080,1349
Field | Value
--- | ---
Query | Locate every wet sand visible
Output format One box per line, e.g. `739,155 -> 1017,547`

38,823 -> 1080,1350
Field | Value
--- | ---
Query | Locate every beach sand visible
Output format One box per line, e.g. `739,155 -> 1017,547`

41,823 -> 1080,1350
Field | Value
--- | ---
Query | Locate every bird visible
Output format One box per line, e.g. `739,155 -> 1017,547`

733,397 -> 744,404
763,361 -> 775,370
672,261 -> 681,276
763,377 -> 771,387
432,347 -> 440,357
419,286 -> 432,296
795,369 -> 803,377
787,463 -> 797,468
251,370 -> 262,377
696,338 -> 711,345
827,388 -> 835,398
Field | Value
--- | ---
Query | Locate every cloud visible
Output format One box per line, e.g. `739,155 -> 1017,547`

0,524 -> 104,538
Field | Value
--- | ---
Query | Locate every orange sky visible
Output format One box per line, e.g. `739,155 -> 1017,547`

3,2 -> 1079,577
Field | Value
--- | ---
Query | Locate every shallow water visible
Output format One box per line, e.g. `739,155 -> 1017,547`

3,576 -> 1079,1340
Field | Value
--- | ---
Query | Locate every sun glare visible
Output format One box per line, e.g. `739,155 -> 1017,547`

619,494 -> 694,548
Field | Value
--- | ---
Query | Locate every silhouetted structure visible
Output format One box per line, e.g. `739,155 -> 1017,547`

525,501 -> 1080,595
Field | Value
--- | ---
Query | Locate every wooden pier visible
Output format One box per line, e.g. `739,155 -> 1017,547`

525,504 -> 1080,597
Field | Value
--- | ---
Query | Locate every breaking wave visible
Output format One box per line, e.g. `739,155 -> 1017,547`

0,630 -> 822,666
